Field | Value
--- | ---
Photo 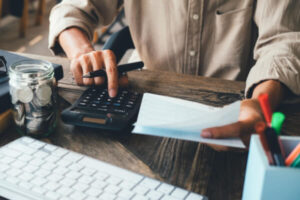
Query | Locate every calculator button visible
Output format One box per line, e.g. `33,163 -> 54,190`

127,101 -> 134,105
125,104 -> 133,109
113,103 -> 121,107
97,108 -> 108,112
112,109 -> 127,114
78,102 -> 87,107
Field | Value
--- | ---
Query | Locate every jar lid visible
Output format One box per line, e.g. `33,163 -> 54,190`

9,60 -> 54,82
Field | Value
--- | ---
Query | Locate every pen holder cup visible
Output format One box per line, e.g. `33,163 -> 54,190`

242,135 -> 300,200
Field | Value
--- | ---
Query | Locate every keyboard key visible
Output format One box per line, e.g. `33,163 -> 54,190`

94,171 -> 109,180
23,165 -> 38,173
47,173 -> 64,182
81,167 -> 96,176
59,177 -> 76,187
99,192 -> 116,200
1,156 -> 14,164
10,160 -> 26,169
140,178 -> 161,189
34,168 -> 51,178
106,176 -> 122,185
146,190 -> 164,200
69,191 -> 86,199
6,168 -> 22,177
45,191 -> 61,200
132,195 -> 150,200
32,186 -> 47,195
17,154 -> 32,162
1,148 -> 21,158
185,192 -> 204,200
29,140 -> 45,149
56,186 -> 74,196
33,150 -> 49,159
118,189 -> 135,199
171,187 -> 189,199
72,182 -> 89,192
132,185 -> 149,195
65,170 -> 82,179
161,195 -> 180,200
19,181 -> 34,190
19,173 -> 34,182
92,180 -> 107,189
119,180 -> 136,190
85,187 -> 102,197
31,177 -> 47,186
78,175 -> 94,184
104,184 -> 121,194
41,162 -> 56,171
156,183 -> 175,195
43,144 -> 57,152
43,181 -> 60,191
63,152 -> 83,162
6,177 -> 20,184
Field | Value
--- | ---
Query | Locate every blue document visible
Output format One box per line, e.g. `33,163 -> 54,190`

133,93 -> 245,148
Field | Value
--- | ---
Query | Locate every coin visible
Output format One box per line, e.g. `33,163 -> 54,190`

36,84 -> 52,106
17,86 -> 33,103
9,86 -> 18,104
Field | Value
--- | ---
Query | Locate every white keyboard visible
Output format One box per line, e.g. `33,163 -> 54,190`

0,137 -> 207,200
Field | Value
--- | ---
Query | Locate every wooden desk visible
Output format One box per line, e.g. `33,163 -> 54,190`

1,54 -> 300,200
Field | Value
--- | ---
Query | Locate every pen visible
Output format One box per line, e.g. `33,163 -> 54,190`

82,61 -> 144,78
271,112 -> 285,135
265,127 -> 285,166
258,94 -> 272,126
271,112 -> 286,157
285,143 -> 300,166
291,154 -> 300,168
256,121 -> 274,165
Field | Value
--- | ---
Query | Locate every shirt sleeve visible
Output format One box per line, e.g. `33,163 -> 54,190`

48,0 -> 121,55
245,0 -> 300,98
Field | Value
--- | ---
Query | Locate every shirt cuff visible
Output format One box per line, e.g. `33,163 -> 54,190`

245,55 -> 300,98
48,19 -> 93,56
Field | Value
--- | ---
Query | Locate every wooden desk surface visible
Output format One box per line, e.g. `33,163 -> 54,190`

1,54 -> 300,200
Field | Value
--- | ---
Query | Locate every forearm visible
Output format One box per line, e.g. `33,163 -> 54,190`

58,27 -> 94,59
251,80 -> 287,111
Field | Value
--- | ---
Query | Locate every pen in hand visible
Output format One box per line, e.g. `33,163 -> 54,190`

82,61 -> 144,78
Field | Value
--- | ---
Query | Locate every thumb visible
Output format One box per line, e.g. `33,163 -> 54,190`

201,122 -> 242,139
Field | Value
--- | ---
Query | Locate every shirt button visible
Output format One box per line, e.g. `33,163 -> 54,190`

189,50 -> 196,56
192,14 -> 199,20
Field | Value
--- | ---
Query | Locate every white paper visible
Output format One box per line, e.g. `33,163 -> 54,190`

133,93 -> 245,148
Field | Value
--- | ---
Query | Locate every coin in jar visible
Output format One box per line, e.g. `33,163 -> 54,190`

36,84 -> 52,106
17,86 -> 33,103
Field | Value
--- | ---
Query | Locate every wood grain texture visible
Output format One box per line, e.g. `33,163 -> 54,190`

3,53 -> 299,200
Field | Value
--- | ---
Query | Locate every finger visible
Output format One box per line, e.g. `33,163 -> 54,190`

79,55 -> 94,86
118,74 -> 129,88
89,51 -> 105,85
201,121 -> 243,139
70,59 -> 83,85
103,50 -> 118,97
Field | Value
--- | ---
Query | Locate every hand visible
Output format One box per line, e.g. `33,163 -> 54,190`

70,50 -> 129,97
201,99 -> 263,151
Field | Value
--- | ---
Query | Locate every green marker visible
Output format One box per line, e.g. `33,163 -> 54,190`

271,112 -> 285,135
291,154 -> 300,168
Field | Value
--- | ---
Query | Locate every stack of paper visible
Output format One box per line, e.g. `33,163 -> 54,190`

133,93 -> 245,148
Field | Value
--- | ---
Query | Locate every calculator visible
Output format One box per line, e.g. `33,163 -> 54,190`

61,87 -> 143,131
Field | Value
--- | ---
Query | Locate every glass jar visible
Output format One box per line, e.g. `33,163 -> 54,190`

8,60 -> 57,137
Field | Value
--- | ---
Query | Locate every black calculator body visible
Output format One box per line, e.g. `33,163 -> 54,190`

61,87 -> 143,131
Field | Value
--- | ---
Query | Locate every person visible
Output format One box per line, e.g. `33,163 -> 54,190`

48,0 -> 300,150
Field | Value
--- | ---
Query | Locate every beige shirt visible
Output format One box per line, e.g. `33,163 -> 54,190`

49,0 -> 300,97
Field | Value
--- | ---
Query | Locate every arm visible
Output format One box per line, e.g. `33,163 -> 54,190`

202,0 -> 300,150
49,0 -> 126,97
